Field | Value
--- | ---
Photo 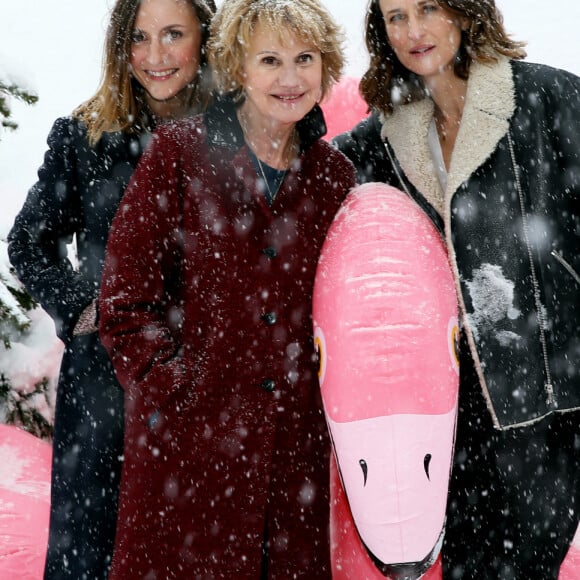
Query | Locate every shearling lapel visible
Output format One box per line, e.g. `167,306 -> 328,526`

381,57 -> 516,213
381,99 -> 443,212
449,57 -> 515,194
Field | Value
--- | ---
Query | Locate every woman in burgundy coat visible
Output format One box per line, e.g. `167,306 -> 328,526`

98,0 -> 356,577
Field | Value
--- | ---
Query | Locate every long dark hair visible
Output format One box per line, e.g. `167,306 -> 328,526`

360,0 -> 527,115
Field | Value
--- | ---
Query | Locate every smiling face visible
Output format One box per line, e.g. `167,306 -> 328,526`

130,0 -> 202,117
378,0 -> 466,84
239,23 -> 323,131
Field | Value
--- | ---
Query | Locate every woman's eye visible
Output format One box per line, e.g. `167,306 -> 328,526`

166,29 -> 183,41
261,56 -> 278,66
388,13 -> 405,24
131,30 -> 145,43
298,53 -> 314,65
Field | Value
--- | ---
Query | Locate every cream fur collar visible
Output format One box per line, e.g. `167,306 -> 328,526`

380,57 -> 515,215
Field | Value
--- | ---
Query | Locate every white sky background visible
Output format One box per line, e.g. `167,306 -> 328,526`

0,0 -> 579,237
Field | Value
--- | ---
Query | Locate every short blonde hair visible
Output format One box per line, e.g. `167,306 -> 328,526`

208,0 -> 345,101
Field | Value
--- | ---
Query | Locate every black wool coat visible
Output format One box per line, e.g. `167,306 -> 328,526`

334,58 -> 580,429
7,116 -> 150,577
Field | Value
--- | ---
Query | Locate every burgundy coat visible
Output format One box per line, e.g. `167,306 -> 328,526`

99,96 -> 356,579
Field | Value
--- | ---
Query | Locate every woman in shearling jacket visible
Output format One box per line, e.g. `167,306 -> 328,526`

98,1 -> 356,577
7,0 -> 215,577
333,1 -> 580,578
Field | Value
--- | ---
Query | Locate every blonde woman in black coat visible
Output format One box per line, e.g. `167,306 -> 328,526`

333,0 -> 580,578
7,0 -> 215,577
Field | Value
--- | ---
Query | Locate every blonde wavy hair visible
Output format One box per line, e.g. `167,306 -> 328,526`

74,0 -> 216,146
207,0 -> 345,102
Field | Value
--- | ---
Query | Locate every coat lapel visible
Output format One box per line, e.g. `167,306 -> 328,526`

449,57 -> 515,194
381,57 -> 516,213
382,99 -> 443,212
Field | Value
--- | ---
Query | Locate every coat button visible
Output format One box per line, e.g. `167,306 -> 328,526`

261,312 -> 278,326
260,379 -> 276,392
262,246 -> 278,259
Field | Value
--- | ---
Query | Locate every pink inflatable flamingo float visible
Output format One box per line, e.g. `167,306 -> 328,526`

0,424 -> 51,578
313,183 -> 460,578
320,76 -> 369,141
560,526 -> 580,580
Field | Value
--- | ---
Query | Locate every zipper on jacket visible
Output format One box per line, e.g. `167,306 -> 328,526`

508,133 -> 556,407
384,141 -> 410,198
551,250 -> 580,285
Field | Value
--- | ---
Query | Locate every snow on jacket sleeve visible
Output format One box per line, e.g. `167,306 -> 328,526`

7,117 -> 96,341
99,129 -> 192,420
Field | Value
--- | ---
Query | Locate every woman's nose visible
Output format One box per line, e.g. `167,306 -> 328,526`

407,15 -> 425,41
278,64 -> 300,86
146,39 -> 166,65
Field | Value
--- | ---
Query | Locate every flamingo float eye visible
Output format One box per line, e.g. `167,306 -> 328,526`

424,454 -> 432,481
359,459 -> 368,486
448,317 -> 460,375
313,326 -> 327,386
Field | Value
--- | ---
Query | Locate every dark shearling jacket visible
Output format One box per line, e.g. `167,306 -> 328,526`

334,58 -> 580,429
99,96 -> 356,578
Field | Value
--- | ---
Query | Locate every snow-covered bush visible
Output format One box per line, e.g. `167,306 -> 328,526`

0,241 -> 61,440
0,78 -> 38,134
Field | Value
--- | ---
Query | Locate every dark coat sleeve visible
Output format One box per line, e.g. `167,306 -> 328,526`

331,112 -> 398,186
7,117 -> 97,341
98,128 -> 191,417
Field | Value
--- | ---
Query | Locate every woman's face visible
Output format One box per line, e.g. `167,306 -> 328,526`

130,0 -> 202,116
378,0 -> 465,82
240,22 -> 323,130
